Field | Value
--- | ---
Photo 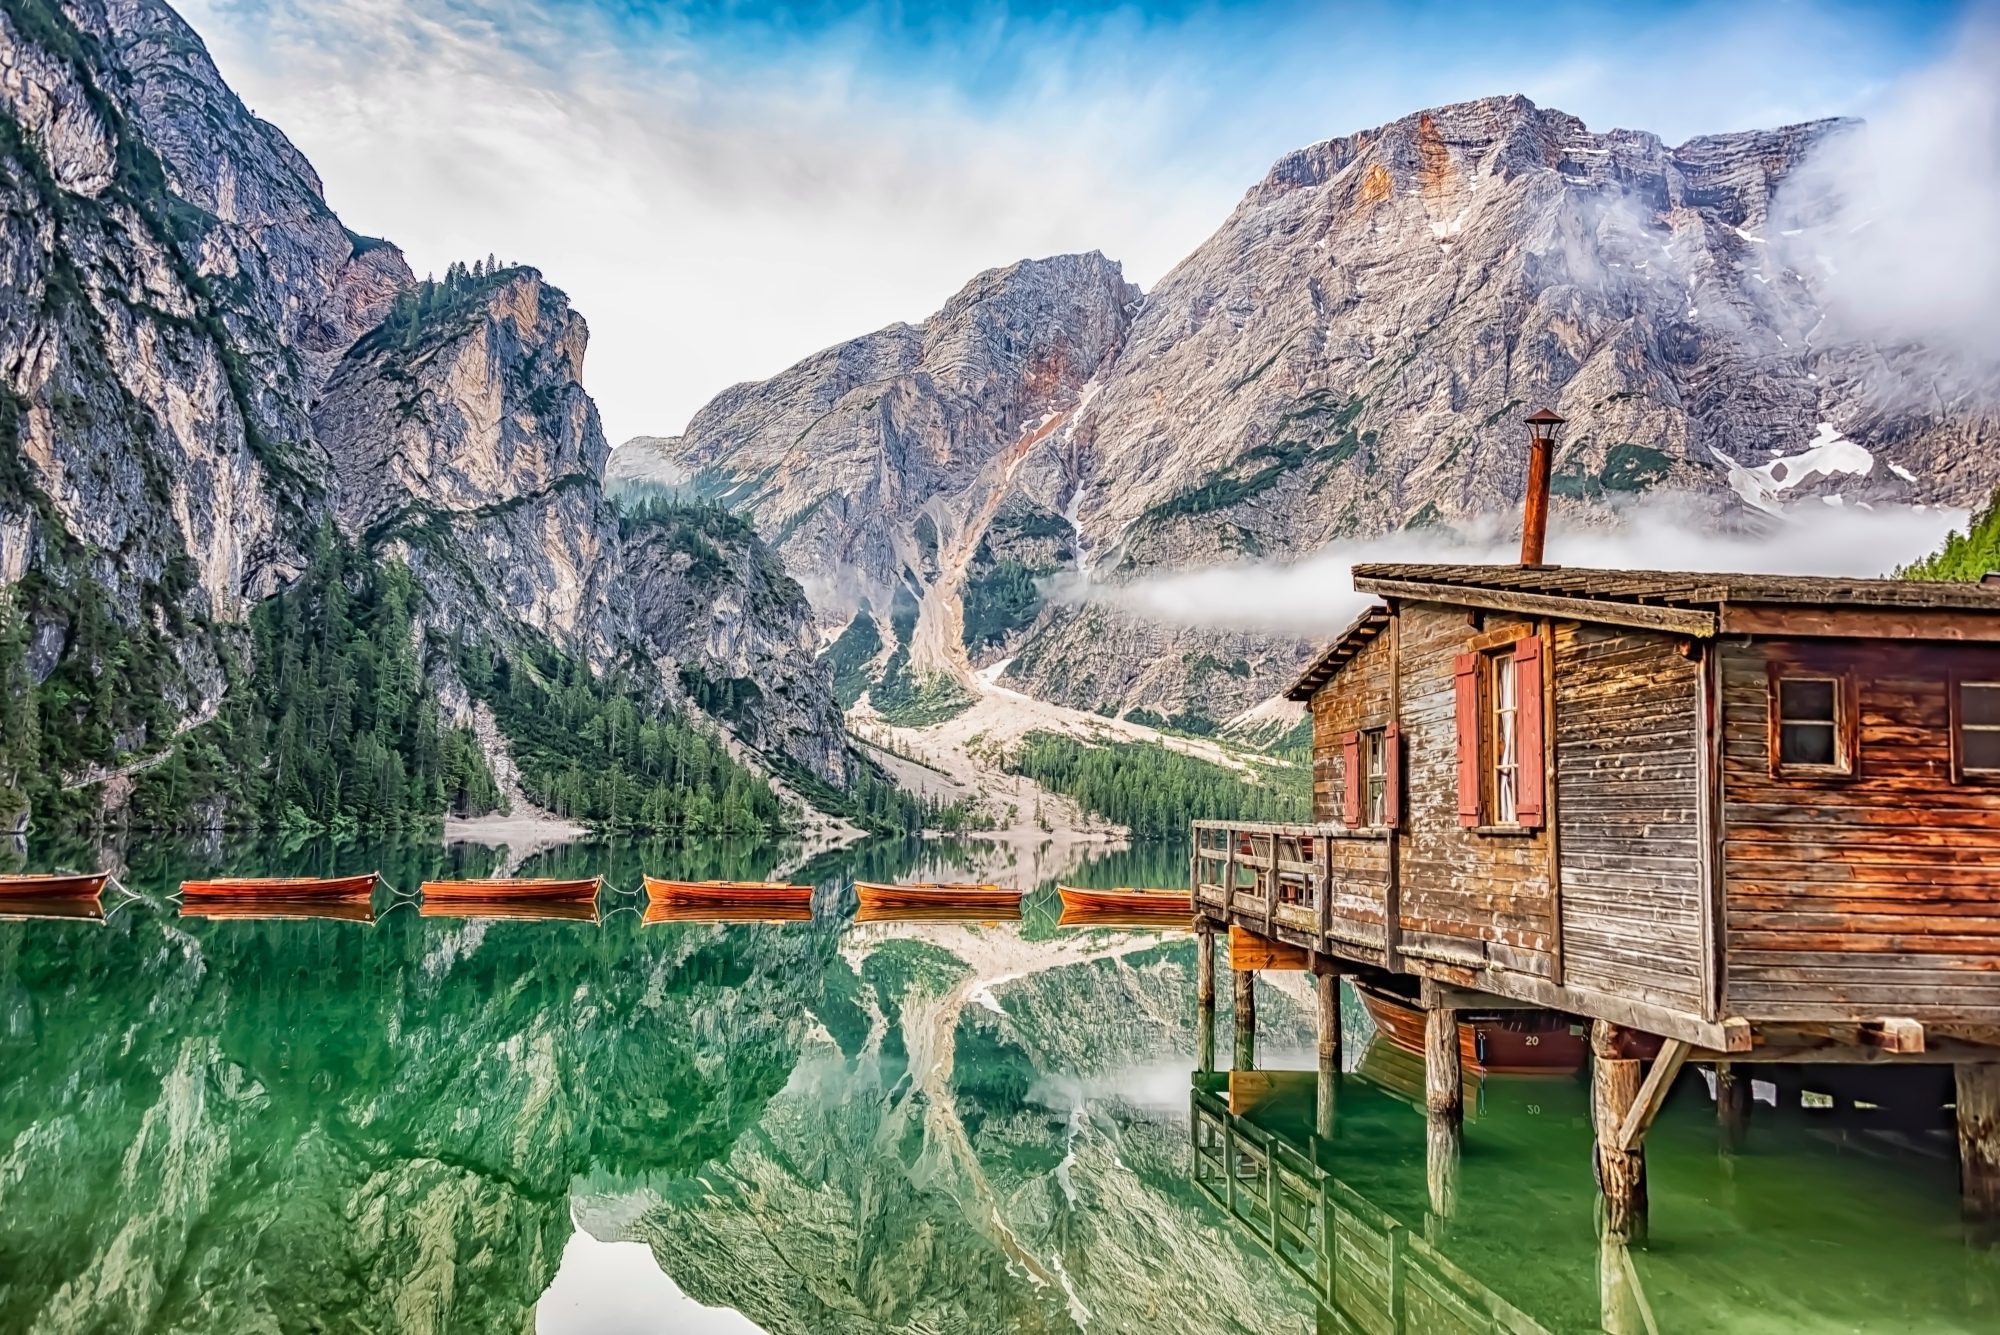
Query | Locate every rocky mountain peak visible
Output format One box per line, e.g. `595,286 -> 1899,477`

619,94 -> 1999,729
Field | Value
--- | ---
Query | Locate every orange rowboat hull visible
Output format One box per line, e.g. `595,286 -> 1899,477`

181,899 -> 378,924
180,873 -> 379,900
643,878 -> 812,907
644,901 -> 812,925
420,877 -> 601,902
1352,979 -> 1586,1076
1056,885 -> 1189,916
854,902 -> 1021,925
853,882 -> 1021,913
0,872 -> 109,899
420,898 -> 601,922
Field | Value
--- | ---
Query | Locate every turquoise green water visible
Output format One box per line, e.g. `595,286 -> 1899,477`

1,835 -> 1996,1332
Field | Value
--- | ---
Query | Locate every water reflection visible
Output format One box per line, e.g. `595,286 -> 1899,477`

0,835 -> 1995,1332
1194,1061 -> 2000,1332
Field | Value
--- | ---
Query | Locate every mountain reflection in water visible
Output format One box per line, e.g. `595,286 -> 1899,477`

0,835 -> 1996,1332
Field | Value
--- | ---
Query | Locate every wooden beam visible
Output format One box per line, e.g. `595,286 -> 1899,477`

1420,979 -> 1540,1010
1614,1039 -> 1691,1152
1406,963 -> 1748,1051
1352,576 -> 1717,637
1722,603 -> 2000,643
1230,924 -> 1311,972
1861,1018 -> 1926,1054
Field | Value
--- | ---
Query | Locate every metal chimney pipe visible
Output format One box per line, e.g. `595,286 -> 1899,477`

1521,407 -> 1565,567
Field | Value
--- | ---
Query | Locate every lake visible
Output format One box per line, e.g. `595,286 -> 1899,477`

2,834 -> 1996,1332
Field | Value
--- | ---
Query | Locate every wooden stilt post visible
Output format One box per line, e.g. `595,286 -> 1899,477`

1716,1061 -> 1751,1153
1197,921 -> 1216,1011
1592,1020 -> 1647,1244
1956,1064 -> 2000,1228
1315,966 -> 1342,1067
1424,1002 -> 1461,1127
1232,967 -> 1257,1072
1426,1111 -> 1460,1223
1317,1051 -> 1338,1141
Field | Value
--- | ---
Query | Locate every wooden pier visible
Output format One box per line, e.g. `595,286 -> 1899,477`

1194,556 -> 2000,1239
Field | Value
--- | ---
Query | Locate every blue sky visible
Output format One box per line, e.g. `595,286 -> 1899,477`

181,0 -> 1976,442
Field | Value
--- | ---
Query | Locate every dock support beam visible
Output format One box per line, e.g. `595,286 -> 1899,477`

1315,966 -> 1341,1140
1232,967 -> 1257,1072
1715,1061 -> 1751,1153
1423,1003 -> 1461,1126
1196,922 -> 1216,1073
1315,967 -> 1342,1066
1956,1063 -> 2000,1229
1593,1021 -> 1648,1244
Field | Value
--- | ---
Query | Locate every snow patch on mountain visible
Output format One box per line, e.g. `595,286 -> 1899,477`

1710,422 -> 1875,515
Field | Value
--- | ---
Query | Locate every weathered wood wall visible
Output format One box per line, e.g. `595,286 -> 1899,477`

1310,628 -> 1394,822
1553,622 -> 1706,1015
1721,639 -> 2000,1022
1394,605 -> 1554,977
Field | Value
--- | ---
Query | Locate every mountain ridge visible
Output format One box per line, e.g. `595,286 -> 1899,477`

615,92 -> 2000,723
0,0 -> 866,831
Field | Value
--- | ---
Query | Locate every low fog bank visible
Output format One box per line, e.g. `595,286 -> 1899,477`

1052,494 -> 1967,636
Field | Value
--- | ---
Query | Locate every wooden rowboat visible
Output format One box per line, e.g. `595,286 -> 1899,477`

420,898 -> 600,923
1056,885 -> 1189,916
420,876 -> 601,902
643,877 -> 812,907
0,871 -> 109,899
853,881 -> 1021,913
644,901 -> 812,925
181,899 -> 378,924
1351,978 -> 1586,1076
854,900 -> 1021,925
179,873 -> 379,900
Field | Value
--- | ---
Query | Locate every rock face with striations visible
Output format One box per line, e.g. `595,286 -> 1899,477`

620,96 -> 2000,722
613,253 -> 1139,696
314,267 -> 852,785
0,0 -> 851,797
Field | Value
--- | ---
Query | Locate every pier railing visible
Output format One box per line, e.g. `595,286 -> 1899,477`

1191,1084 -> 1549,1333
1191,820 -> 1393,964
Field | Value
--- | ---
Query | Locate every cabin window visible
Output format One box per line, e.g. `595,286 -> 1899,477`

1364,728 -> 1388,826
1490,652 -> 1522,823
1957,681 -> 2000,779
1454,635 -> 1544,830
1772,674 -> 1850,775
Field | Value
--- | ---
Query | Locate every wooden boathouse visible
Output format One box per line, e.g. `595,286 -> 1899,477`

1191,411 -> 2000,1239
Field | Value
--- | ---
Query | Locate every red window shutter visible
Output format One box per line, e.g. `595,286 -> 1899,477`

1454,653 -> 1481,827
1341,730 -> 1363,826
1515,634 -> 1546,828
1384,722 -> 1402,829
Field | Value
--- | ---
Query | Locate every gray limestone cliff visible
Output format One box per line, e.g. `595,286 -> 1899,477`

0,0 -> 850,807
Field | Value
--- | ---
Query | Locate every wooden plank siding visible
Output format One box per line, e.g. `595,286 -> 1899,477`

1311,627 -> 1395,823
1720,639 -> 2000,1022
1552,622 -> 1706,1015
1394,604 -> 1554,977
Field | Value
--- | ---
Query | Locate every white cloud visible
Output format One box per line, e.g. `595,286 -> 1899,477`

1064,494 -> 1967,636
1768,16 -> 2000,408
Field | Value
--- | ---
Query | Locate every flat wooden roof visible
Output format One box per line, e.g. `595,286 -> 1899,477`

1351,563 -> 2000,640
